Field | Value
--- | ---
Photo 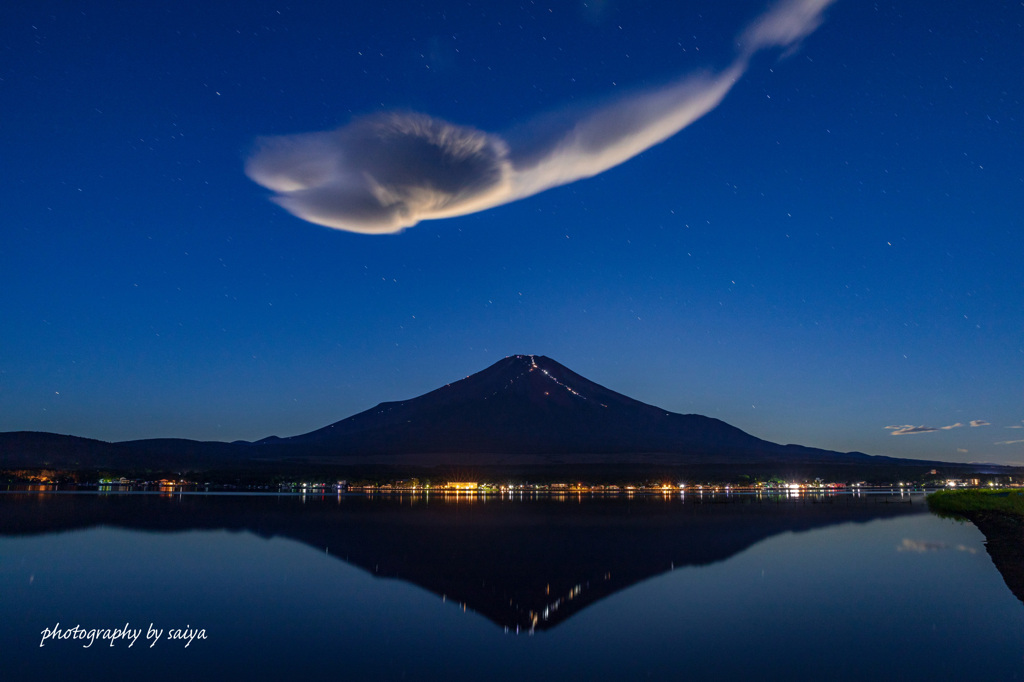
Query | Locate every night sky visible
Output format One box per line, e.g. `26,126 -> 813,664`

2,0 -> 1021,464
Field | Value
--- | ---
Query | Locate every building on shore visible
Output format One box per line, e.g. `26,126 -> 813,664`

446,482 -> 478,491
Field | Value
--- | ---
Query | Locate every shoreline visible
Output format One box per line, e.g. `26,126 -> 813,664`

961,510 -> 1024,605
927,489 -> 1024,605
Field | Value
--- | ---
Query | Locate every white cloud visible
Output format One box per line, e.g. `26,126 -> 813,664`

886,419 -> 991,435
886,425 -> 940,436
246,0 -> 837,234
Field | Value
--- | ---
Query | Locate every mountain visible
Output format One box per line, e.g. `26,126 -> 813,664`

256,354 -> 866,464
0,354 -> 1011,476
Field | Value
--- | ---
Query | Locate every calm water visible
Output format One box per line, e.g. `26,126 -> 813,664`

1,491 -> 1021,681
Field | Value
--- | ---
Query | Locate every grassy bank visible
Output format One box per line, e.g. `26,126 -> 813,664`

927,488 -> 1024,520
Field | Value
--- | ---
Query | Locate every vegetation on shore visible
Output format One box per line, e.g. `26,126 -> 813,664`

927,488 -> 1024,520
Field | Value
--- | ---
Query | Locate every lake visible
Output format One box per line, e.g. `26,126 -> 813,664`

2,490 -> 1021,681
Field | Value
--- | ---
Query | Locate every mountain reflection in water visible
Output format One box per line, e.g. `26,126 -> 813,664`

0,491 -> 926,632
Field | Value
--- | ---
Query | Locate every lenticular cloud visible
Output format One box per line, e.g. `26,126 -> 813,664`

246,0 -> 836,234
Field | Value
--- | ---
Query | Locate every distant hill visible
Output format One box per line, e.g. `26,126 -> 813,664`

0,431 -> 127,469
0,354 -> 1012,478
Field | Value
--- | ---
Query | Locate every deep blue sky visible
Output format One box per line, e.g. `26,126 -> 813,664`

2,1 -> 1021,464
